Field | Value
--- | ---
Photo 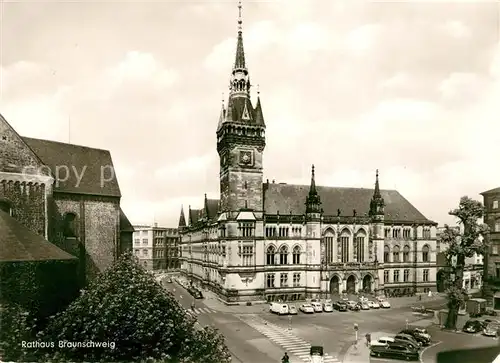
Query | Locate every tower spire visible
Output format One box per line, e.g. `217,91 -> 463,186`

234,0 -> 246,70
305,164 -> 322,214
369,169 -> 385,217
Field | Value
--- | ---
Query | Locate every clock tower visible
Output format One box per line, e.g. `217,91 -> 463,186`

216,1 -> 266,213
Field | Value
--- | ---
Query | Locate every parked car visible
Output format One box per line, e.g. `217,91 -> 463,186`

334,301 -> 348,312
323,303 -> 334,312
270,303 -> 289,315
371,336 -> 396,347
166,277 -> 173,283
346,301 -> 357,310
311,302 -> 323,312
463,320 -> 487,334
394,333 -> 421,350
300,304 -> 315,314
399,329 -> 431,346
289,305 -> 298,315
368,300 -> 380,309
358,302 -> 370,310
370,342 -> 419,361
379,299 -> 391,308
483,322 -> 500,337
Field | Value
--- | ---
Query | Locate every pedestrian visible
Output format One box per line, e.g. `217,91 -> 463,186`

365,332 -> 371,347
281,352 -> 289,363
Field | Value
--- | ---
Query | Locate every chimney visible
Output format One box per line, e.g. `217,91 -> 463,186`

154,222 -> 158,228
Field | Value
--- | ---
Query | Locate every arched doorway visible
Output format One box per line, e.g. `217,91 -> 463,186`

362,274 -> 372,293
346,275 -> 356,294
330,275 -> 340,295
437,270 -> 447,293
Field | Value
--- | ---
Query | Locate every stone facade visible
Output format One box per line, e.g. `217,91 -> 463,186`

481,188 -> 500,302
177,7 -> 438,303
0,113 -> 133,284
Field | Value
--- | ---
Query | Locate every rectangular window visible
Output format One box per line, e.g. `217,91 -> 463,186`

493,200 -> 498,209
134,238 -> 140,245
134,249 -> 139,256
495,221 -> 500,233
393,270 -> 399,282
384,270 -> 389,283
240,223 -> 254,238
423,269 -> 429,282
142,238 -> 148,245
403,269 -> 410,282
280,273 -> 288,287
423,228 -> 431,239
293,273 -> 300,287
493,246 -> 499,255
403,229 -> 411,240
242,246 -> 253,266
266,273 -> 275,288
385,228 -> 391,238
142,249 -> 148,256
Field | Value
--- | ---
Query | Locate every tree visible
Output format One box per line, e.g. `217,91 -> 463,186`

439,196 -> 489,330
34,252 -> 231,362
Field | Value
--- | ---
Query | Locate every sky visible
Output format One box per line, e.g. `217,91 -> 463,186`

0,0 -> 499,228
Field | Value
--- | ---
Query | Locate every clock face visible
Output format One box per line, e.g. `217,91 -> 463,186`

240,150 -> 252,165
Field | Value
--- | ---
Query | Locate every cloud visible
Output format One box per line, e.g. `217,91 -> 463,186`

379,72 -> 412,90
438,72 -> 484,102
440,20 -> 471,39
345,24 -> 382,55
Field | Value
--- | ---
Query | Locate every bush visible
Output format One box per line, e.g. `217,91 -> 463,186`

34,252 -> 231,362
0,303 -> 38,362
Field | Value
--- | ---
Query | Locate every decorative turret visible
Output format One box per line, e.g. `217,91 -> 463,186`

178,205 -> 186,228
369,169 -> 385,218
305,165 -> 322,216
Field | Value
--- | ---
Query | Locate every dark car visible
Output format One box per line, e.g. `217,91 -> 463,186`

399,329 -> 431,346
188,288 -> 204,299
394,333 -> 421,350
166,277 -> 173,283
463,320 -> 486,334
370,342 -> 419,361
334,301 -> 348,311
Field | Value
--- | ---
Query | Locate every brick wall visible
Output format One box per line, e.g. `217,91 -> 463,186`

0,180 -> 46,235
0,120 -> 47,175
52,194 -> 120,281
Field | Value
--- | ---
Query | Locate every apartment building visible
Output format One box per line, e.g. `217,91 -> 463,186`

133,224 -> 180,270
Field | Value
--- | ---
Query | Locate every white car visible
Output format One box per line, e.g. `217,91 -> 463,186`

300,304 -> 315,314
289,305 -> 298,315
379,300 -> 391,308
323,303 -> 334,312
311,302 -> 323,312
368,300 -> 380,309
371,336 -> 396,347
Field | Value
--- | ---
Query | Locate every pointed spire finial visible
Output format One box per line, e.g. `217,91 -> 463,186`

257,84 -> 260,96
222,92 -> 225,106
238,0 -> 243,32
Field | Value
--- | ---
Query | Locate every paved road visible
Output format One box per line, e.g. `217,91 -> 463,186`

162,276 -> 448,363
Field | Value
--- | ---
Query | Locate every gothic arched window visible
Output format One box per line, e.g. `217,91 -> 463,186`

292,245 -> 301,264
266,245 -> 276,265
324,229 -> 335,263
422,244 -> 430,262
392,245 -> 400,262
355,230 -> 366,262
340,229 -> 351,263
403,245 -> 410,262
279,245 -> 288,264
384,245 -> 390,263
63,212 -> 77,238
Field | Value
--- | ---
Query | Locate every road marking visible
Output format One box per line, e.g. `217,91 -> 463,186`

419,341 -> 442,363
237,314 -> 340,363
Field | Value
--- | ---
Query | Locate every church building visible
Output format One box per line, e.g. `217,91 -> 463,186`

178,3 -> 438,303
0,113 -> 134,285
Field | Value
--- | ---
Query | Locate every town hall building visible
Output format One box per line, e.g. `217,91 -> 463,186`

178,3 -> 438,303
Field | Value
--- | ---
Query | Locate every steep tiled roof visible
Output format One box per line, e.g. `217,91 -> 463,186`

264,183 -> 432,222
206,199 -> 220,220
22,137 -> 121,197
119,208 -> 134,232
481,187 -> 500,195
0,210 -> 77,262
189,209 -> 202,225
